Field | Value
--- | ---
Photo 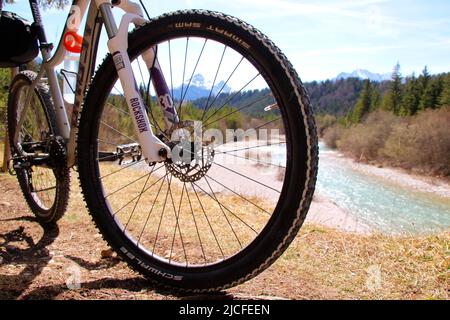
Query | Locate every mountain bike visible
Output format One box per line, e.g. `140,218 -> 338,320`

7,0 -> 318,291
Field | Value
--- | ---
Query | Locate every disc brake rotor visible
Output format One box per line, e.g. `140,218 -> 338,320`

165,141 -> 214,182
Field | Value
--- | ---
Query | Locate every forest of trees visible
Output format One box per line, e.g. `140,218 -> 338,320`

319,64 -> 450,177
342,65 -> 450,124
193,78 -> 379,118
305,78 -> 373,116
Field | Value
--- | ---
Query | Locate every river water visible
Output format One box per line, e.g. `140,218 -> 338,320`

271,142 -> 450,235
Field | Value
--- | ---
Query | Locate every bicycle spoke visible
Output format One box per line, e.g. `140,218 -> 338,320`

212,161 -> 280,193
32,185 -> 57,193
136,56 -> 147,92
215,141 -> 286,155
202,73 -> 260,124
178,39 -> 207,120
205,174 -> 273,216
97,138 -> 124,147
219,152 -> 286,168
97,153 -> 121,161
213,117 -> 282,150
105,164 -> 164,198
168,40 -> 174,101
137,56 -> 158,129
100,159 -> 145,179
190,182 -> 225,260
168,179 -> 187,264
142,63 -> 169,138
123,172 -> 152,231
106,102 -> 130,117
137,173 -> 167,245
184,183 -> 207,264
111,170 -> 166,217
196,176 -> 259,240
201,45 -> 227,121
21,126 -> 33,139
100,121 -> 137,143
203,94 -> 271,128
113,85 -> 125,96
200,178 -> 242,248
152,173 -> 172,255
203,56 -> 244,116
177,37 -> 189,108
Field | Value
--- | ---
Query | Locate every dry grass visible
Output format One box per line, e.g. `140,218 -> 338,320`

0,171 -> 448,300
75,162 -> 274,266
264,225 -> 449,299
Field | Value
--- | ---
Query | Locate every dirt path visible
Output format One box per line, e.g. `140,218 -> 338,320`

0,174 -> 447,300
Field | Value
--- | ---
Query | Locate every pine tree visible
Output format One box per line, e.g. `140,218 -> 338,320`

418,66 -> 431,96
381,62 -> 403,114
419,76 -> 443,110
438,73 -> 450,107
370,87 -> 381,111
417,66 -> 431,110
352,79 -> 372,123
381,91 -> 394,112
399,76 -> 419,116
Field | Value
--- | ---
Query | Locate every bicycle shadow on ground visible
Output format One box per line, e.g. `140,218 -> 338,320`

0,216 -> 234,300
20,275 -> 233,300
0,216 -> 59,299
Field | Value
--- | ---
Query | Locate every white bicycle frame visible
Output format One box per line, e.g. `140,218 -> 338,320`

15,0 -> 176,167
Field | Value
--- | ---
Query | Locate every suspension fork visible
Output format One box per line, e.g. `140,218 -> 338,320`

141,48 -> 180,129
110,0 -> 180,129
97,0 -> 175,163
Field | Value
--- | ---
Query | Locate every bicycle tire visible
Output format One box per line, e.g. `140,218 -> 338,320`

7,71 -> 70,224
77,10 -> 318,292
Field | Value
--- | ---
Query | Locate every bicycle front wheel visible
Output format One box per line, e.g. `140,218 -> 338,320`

78,10 -> 318,292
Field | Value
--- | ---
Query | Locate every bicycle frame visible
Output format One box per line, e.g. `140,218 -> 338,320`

16,0 -> 178,167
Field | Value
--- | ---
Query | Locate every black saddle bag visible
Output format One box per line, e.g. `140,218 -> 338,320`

0,11 -> 39,68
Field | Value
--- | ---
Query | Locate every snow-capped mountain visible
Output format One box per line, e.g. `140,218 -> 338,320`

172,74 -> 231,101
335,69 -> 391,82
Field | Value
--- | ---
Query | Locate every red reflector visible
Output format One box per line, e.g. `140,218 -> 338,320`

63,31 -> 83,53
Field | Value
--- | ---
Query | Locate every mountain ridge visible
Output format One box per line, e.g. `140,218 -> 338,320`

335,69 -> 391,82
173,70 -> 392,102
173,74 -> 231,101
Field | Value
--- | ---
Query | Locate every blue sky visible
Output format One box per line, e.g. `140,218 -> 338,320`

4,0 -> 450,82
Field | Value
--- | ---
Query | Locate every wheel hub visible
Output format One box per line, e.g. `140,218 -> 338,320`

165,141 -> 214,182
